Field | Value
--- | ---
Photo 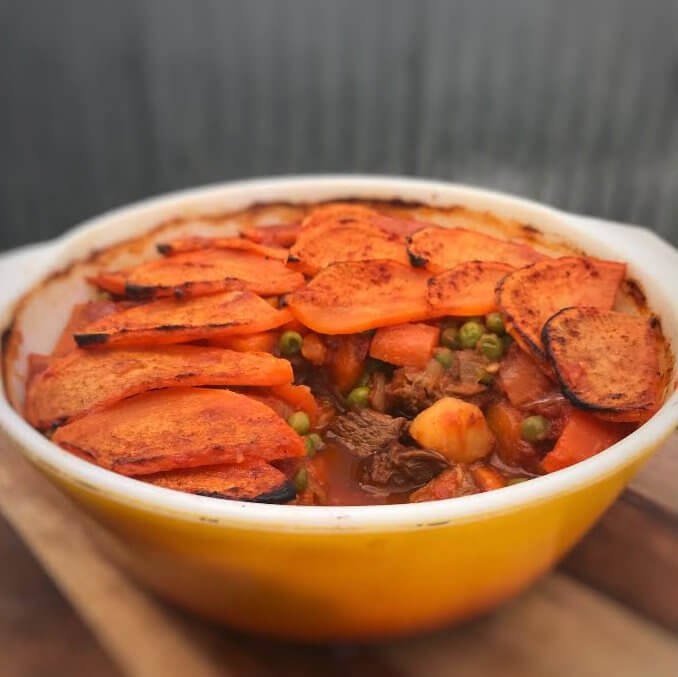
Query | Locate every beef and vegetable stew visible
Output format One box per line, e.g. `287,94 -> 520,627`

21,202 -> 669,505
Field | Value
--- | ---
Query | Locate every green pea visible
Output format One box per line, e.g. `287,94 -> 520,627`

459,321 -> 484,349
520,415 -> 550,443
485,312 -> 505,335
440,326 -> 460,349
287,411 -> 311,435
293,467 -> 309,492
305,433 -> 323,457
346,386 -> 370,409
433,347 -> 454,369
478,333 -> 505,361
279,330 -> 303,355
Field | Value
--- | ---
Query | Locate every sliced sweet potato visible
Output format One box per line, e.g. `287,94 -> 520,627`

288,220 -> 409,275
143,459 -> 295,503
427,261 -> 515,316
239,222 -> 301,247
497,257 -> 626,359
26,353 -> 51,389
370,215 -> 433,238
369,323 -> 440,368
123,248 -> 304,299
407,226 -> 545,273
52,387 -> 305,476
52,300 -> 123,356
157,236 -> 288,261
543,307 -> 660,422
25,345 -> 293,430
88,271 -> 128,296
74,290 -> 293,347
209,332 -> 277,353
300,203 -> 381,233
287,260 -> 431,334
541,410 -> 631,472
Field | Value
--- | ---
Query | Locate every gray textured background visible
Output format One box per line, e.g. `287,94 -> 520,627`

2,0 -> 677,249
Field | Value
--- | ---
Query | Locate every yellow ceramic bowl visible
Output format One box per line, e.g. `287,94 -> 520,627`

1,177 -> 677,642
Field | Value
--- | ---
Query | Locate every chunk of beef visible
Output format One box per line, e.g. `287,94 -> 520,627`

358,442 -> 449,493
409,464 -> 480,502
325,409 -> 407,457
385,349 -> 490,416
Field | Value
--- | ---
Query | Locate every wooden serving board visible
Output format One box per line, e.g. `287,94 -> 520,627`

0,430 -> 676,677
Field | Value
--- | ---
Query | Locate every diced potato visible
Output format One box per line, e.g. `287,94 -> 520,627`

409,397 -> 495,463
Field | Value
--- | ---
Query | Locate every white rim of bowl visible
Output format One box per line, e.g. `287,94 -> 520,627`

1,175 -> 677,533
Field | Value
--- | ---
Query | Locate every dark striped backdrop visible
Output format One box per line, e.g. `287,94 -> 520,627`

2,0 -> 677,249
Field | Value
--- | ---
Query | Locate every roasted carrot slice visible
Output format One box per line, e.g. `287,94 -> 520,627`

369,323 -> 440,368
240,222 -> 301,247
52,300 -> 125,356
74,290 -> 293,347
427,261 -> 515,316
541,410 -> 632,472
25,345 -> 293,430
288,220 -> 409,275
144,459 -> 295,503
287,260 -> 431,334
88,271 -> 128,296
123,248 -> 304,300
328,333 -> 371,393
407,226 -> 545,273
543,307 -> 660,422
157,236 -> 288,261
497,257 -> 626,359
209,332 -> 277,353
52,387 -> 305,476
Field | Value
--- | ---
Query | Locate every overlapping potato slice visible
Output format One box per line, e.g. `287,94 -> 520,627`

497,257 -> 626,358
287,260 -> 431,334
427,261 -> 515,316
289,217 -> 409,275
543,307 -> 660,422
74,290 -> 293,347
157,236 -> 288,260
88,272 -> 128,297
407,226 -> 545,273
52,299 -> 127,356
239,222 -> 301,247
144,459 -> 295,503
25,345 -> 293,430
52,387 -> 305,475
123,248 -> 304,299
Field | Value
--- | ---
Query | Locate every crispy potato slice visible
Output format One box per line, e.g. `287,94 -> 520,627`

427,261 -> 515,316
300,203 -> 381,233
157,236 -> 288,260
123,248 -> 304,299
25,345 -> 293,430
543,307 -> 660,422
497,257 -> 626,359
74,290 -> 293,347
286,260 -> 431,334
143,459 -> 295,503
288,220 -> 409,275
239,222 -> 301,247
52,299 -> 124,356
370,215 -> 434,238
88,271 -> 128,296
407,226 -> 545,273
52,387 -> 305,475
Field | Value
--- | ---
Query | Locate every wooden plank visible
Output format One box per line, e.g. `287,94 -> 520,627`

629,431 -> 678,515
0,516 -> 122,677
0,439 -> 225,677
382,574 -> 678,677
